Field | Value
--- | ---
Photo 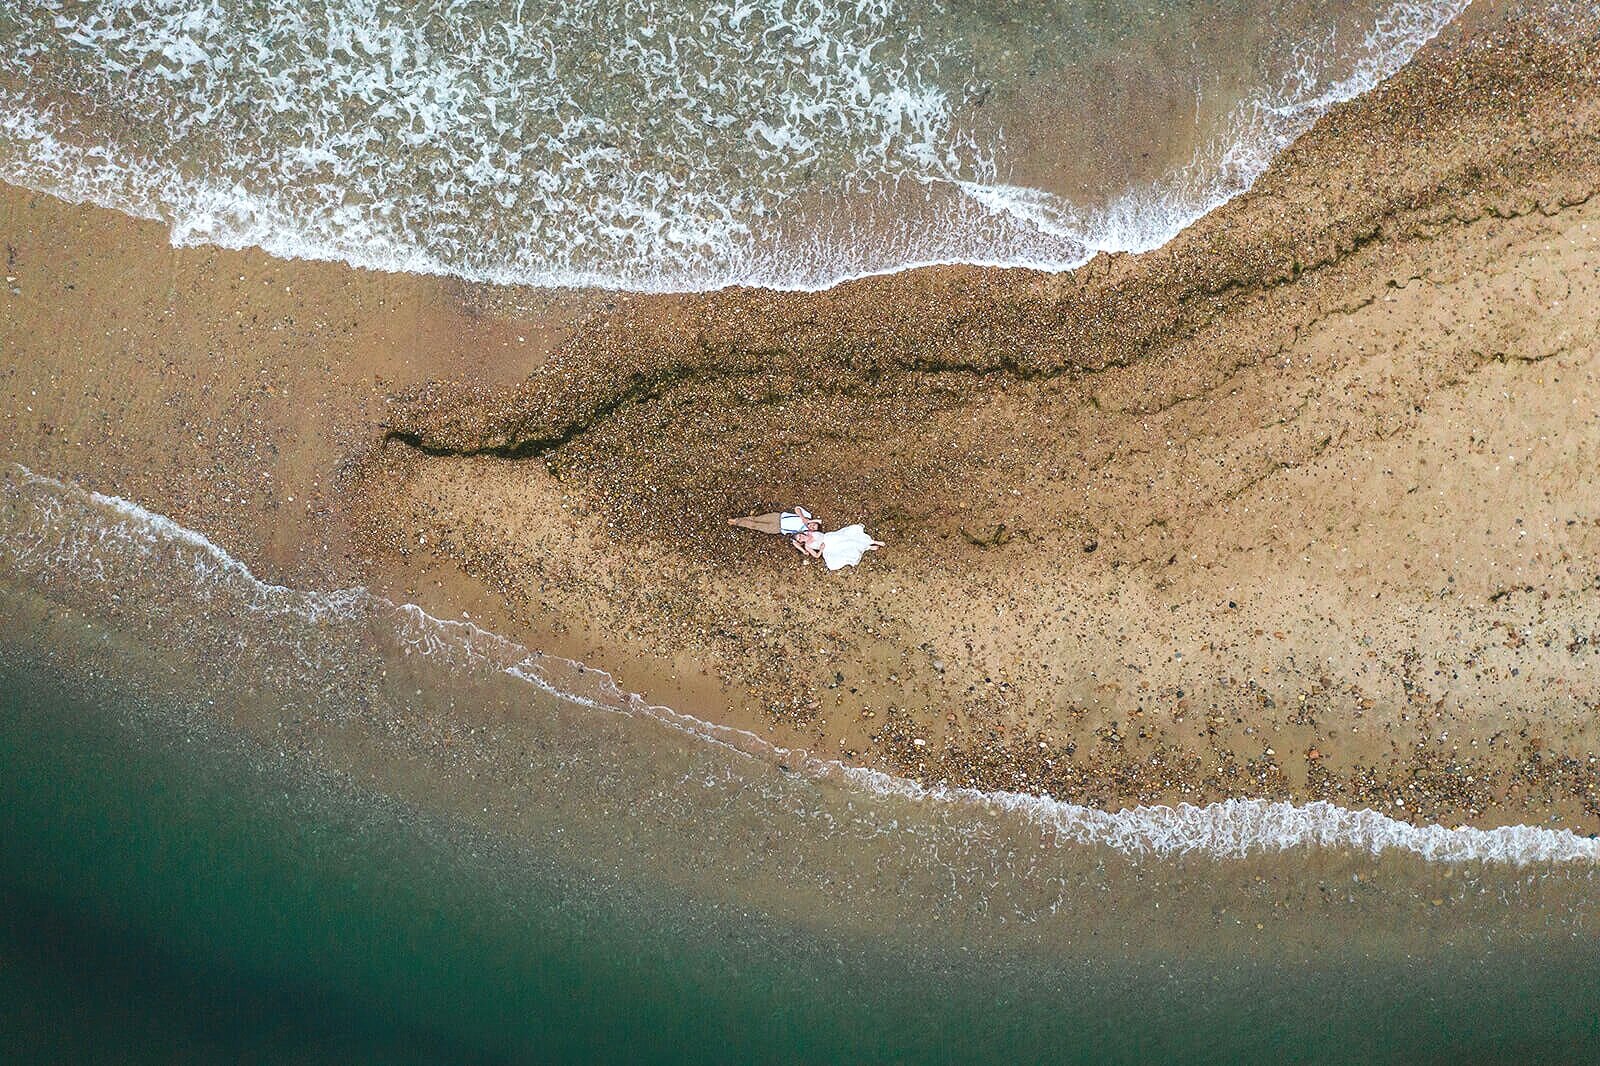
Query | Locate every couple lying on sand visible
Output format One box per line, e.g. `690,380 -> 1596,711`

727,506 -> 885,571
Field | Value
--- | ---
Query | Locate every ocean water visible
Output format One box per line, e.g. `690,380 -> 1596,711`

5,2 -> 1600,1056
0,0 -> 1467,291
5,464 -> 1600,1062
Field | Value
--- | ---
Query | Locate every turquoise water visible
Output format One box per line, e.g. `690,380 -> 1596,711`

5,1 -> 1600,1056
4,467 -> 1600,1062
6,604 -> 1600,1063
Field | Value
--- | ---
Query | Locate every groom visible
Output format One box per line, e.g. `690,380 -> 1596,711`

727,506 -> 821,549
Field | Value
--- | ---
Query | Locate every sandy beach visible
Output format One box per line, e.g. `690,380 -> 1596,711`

3,0 -> 1597,832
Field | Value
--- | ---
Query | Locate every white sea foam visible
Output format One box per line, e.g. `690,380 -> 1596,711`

3,462 -> 1595,867
842,769 -> 1600,866
0,0 -> 1468,293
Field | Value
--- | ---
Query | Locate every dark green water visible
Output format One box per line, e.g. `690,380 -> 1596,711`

7,652 -> 1600,1065
4,467 -> 1600,1063
0,657 -> 939,1065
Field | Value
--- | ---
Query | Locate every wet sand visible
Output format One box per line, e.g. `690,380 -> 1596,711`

2,0 -> 1597,830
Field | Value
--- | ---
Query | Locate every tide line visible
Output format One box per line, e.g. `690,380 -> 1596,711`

3,460 -> 1591,867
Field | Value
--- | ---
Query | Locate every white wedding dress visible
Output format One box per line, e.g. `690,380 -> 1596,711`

820,524 -> 876,571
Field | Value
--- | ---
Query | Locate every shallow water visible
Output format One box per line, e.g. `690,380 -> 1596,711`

4,465 -> 1600,1062
0,0 -> 1466,291
5,3 -> 1600,1057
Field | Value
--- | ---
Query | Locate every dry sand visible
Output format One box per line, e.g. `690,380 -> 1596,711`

2,0 -> 1597,830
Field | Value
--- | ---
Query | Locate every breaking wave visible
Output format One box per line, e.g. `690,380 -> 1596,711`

3,462 -> 1594,867
0,0 -> 1467,293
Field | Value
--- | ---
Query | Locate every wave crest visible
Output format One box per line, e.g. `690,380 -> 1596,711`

1,0 -> 1467,292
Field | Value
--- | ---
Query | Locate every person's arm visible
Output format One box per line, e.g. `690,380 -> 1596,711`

795,506 -> 812,520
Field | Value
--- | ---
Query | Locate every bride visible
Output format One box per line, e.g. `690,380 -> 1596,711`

796,525 -> 885,571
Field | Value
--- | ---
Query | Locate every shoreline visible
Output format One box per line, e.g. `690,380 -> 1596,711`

2,0 -> 1598,832
7,459 -> 1600,863
0,0 -> 1462,297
